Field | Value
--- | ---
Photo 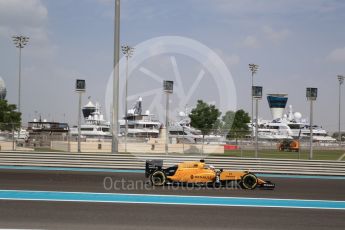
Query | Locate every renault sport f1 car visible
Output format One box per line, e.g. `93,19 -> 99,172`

145,159 -> 275,190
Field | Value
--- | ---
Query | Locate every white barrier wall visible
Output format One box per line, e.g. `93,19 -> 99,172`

0,142 -> 13,151
50,141 -> 224,154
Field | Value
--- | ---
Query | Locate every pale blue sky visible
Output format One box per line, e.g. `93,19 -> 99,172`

0,0 -> 345,131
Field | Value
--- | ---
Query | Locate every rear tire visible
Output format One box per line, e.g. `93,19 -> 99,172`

150,170 -> 166,186
241,173 -> 258,190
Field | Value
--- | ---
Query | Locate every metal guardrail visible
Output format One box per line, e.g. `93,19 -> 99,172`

0,151 -> 344,176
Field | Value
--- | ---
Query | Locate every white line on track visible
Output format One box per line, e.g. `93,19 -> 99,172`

337,152 -> 345,161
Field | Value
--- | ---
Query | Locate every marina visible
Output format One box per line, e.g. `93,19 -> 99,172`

253,94 -> 336,143
0,90 -> 340,153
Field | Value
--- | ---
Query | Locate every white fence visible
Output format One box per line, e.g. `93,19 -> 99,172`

0,151 -> 344,176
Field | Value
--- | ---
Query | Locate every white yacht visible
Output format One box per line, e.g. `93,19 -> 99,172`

0,129 -> 29,141
13,128 -> 30,140
252,94 -> 336,142
70,100 -> 111,139
0,131 -> 6,141
255,122 -> 292,140
71,97 -> 162,139
119,97 -> 161,138
284,108 -> 336,142
169,111 -> 225,144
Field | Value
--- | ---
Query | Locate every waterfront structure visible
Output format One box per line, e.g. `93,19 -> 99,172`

267,94 -> 288,120
250,93 -> 336,142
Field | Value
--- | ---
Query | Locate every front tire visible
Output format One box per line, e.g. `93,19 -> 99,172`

241,173 -> 258,190
150,170 -> 166,186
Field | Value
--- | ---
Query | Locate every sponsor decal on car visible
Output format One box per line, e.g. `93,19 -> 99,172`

193,175 -> 213,179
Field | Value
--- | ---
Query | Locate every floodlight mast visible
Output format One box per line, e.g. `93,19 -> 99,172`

12,35 -> 29,113
121,45 -> 134,152
249,63 -> 259,143
338,75 -> 344,145
112,0 -> 120,153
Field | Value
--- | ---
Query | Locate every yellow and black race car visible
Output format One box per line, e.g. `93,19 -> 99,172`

145,159 -> 275,190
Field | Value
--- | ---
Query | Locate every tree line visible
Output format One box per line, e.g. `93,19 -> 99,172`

0,99 -> 21,131
189,100 -> 250,142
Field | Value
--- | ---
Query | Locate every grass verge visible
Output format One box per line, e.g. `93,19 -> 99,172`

213,149 -> 345,160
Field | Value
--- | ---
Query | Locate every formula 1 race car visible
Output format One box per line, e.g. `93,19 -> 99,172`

145,160 -> 275,190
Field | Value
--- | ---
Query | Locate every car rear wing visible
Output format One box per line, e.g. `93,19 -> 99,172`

145,160 -> 163,178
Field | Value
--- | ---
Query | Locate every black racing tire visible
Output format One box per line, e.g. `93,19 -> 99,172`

241,173 -> 258,190
150,170 -> 166,186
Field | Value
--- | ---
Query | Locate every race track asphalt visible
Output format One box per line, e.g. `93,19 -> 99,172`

1,200 -> 344,230
0,169 -> 344,200
0,169 -> 344,229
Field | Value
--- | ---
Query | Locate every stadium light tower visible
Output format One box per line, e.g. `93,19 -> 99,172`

252,86 -> 263,158
75,79 -> 86,153
12,35 -> 29,113
122,45 -> 134,153
249,64 -> 259,142
306,87 -> 318,160
338,75 -> 344,145
112,0 -> 120,153
163,80 -> 174,155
